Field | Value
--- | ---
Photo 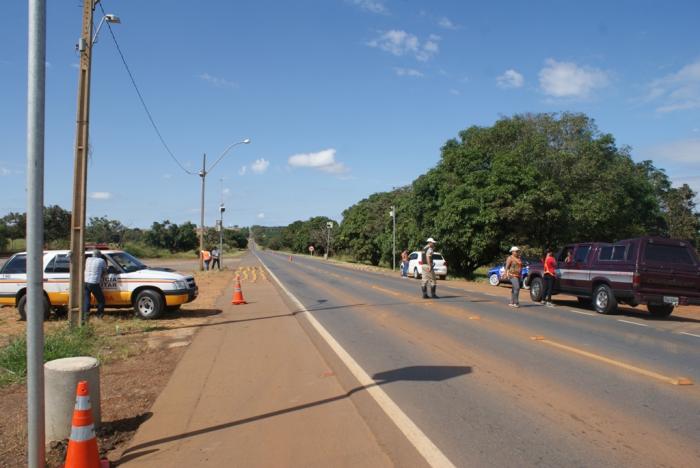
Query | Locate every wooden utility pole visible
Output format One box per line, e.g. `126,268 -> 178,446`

68,0 -> 95,327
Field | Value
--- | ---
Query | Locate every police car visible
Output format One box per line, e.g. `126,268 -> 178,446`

0,249 -> 198,320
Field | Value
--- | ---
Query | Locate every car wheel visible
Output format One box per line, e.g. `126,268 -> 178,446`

529,277 -> 543,302
134,290 -> 164,319
522,276 -> 530,290
593,284 -> 617,315
414,268 -> 421,279
648,304 -> 674,318
488,273 -> 500,286
18,294 -> 50,321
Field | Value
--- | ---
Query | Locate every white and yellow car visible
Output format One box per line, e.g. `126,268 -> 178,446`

0,250 -> 198,319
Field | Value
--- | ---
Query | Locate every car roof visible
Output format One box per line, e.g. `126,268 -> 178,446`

14,249 -> 122,256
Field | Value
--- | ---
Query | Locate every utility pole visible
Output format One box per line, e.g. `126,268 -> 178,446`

68,0 -> 96,327
219,178 -> 225,268
199,153 -> 207,271
326,221 -> 333,259
26,1 -> 47,465
390,205 -> 396,271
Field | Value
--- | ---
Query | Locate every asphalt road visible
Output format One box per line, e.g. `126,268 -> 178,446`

255,248 -> 700,468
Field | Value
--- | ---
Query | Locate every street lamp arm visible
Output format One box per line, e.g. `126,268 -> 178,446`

207,138 -> 251,173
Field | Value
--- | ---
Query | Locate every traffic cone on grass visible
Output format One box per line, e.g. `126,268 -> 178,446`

63,380 -> 109,468
231,274 -> 247,305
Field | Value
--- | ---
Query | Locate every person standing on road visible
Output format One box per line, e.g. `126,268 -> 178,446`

421,238 -> 438,299
542,248 -> 557,307
401,249 -> 409,278
211,246 -> 220,270
505,246 -> 522,308
202,248 -> 212,271
84,249 -> 107,319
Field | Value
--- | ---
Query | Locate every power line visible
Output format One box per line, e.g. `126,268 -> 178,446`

98,2 -> 195,176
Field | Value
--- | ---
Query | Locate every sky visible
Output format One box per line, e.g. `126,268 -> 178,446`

1,0 -> 699,229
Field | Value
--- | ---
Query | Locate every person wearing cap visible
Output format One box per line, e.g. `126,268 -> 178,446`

421,238 -> 439,299
84,249 -> 107,319
505,246 -> 523,308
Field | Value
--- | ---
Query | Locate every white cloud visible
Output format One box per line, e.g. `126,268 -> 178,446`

0,167 -> 10,176
162,173 -> 172,179
644,59 -> 700,113
538,58 -> 609,98
449,88 -> 461,95
645,138 -> 700,166
257,212 -> 265,219
288,148 -> 349,174
71,63 -> 79,69
198,73 -> 238,89
347,0 -> 387,14
394,67 -> 424,78
497,69 -> 524,89
250,158 -> 270,174
223,188 -> 231,196
367,30 -> 440,61
89,192 -> 112,200
438,17 -> 457,30
238,166 -> 247,176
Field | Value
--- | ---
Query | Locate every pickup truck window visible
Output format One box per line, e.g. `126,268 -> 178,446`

645,244 -> 694,265
1,255 -> 26,274
574,246 -> 591,263
599,245 -> 626,261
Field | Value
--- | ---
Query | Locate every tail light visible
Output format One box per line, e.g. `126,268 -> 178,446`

444,261 -> 447,266
633,271 -> 640,289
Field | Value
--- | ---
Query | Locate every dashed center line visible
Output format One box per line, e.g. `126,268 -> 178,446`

568,309 -> 596,316
617,319 -> 648,327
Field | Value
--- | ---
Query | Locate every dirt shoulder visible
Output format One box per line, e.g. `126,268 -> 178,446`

0,266 -> 243,467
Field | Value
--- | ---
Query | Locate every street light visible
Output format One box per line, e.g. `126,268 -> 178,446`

68,5 -> 121,327
198,139 -> 251,270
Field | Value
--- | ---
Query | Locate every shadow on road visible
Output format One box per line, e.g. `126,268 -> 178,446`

552,298 -> 700,323
117,365 -> 472,464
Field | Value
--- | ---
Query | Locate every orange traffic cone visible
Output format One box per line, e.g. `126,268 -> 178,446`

63,380 -> 109,468
231,274 -> 247,305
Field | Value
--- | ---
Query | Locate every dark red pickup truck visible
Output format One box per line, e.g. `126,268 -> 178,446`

527,237 -> 700,317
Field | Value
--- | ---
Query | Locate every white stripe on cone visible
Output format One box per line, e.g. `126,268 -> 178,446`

74,395 -> 91,410
70,423 -> 96,442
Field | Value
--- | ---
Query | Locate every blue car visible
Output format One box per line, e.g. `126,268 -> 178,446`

487,260 -> 531,288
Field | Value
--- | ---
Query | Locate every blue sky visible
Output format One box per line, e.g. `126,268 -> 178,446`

2,0 -> 699,228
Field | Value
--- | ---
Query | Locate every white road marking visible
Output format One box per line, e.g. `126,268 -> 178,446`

617,319 -> 648,327
679,331 -> 700,339
255,250 -> 456,468
568,309 -> 596,316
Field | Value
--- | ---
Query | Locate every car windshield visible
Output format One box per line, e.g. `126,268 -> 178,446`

432,254 -> 444,260
1,254 -> 26,274
107,252 -> 148,272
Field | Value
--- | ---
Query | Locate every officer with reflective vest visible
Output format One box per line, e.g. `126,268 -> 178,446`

421,237 -> 438,299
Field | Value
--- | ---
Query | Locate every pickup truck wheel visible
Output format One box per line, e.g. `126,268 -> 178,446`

413,267 -> 421,279
18,295 -> 50,321
134,290 -> 164,319
529,277 -> 543,302
648,304 -> 674,318
488,273 -> 500,286
593,284 -> 617,315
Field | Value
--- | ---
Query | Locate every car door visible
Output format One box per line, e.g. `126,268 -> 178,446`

569,244 -> 592,295
100,255 -> 126,305
556,246 -> 575,291
0,254 -> 27,306
44,253 -> 70,306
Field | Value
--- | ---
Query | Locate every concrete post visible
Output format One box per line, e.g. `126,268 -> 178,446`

44,357 -> 101,442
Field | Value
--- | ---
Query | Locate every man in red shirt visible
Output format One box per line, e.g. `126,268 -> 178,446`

542,248 -> 557,307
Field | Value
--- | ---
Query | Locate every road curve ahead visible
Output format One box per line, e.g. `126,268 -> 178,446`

255,248 -> 700,468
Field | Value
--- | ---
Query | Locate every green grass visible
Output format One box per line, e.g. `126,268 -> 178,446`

0,325 -> 100,387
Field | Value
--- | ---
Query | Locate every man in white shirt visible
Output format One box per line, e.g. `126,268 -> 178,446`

84,249 -> 107,318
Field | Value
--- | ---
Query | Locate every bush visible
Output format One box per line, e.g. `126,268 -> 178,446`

0,325 -> 99,387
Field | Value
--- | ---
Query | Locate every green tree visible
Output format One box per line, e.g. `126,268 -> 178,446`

662,184 -> 700,245
43,205 -> 71,245
86,216 -> 126,244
